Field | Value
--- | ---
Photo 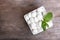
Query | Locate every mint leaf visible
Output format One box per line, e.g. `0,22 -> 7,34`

42,21 -> 48,31
43,12 -> 53,22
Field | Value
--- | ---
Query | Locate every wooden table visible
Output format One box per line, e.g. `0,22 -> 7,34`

0,0 -> 60,40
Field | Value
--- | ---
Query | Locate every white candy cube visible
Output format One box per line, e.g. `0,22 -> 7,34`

24,6 -> 53,35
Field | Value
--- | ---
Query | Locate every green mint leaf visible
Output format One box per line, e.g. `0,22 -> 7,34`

41,21 -> 48,31
43,12 -> 53,22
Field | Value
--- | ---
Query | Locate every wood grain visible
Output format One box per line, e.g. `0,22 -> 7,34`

0,0 -> 60,40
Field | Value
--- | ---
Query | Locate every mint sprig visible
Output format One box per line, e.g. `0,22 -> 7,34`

41,12 -> 53,31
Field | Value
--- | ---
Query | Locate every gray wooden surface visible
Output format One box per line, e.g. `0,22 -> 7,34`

0,0 -> 60,40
